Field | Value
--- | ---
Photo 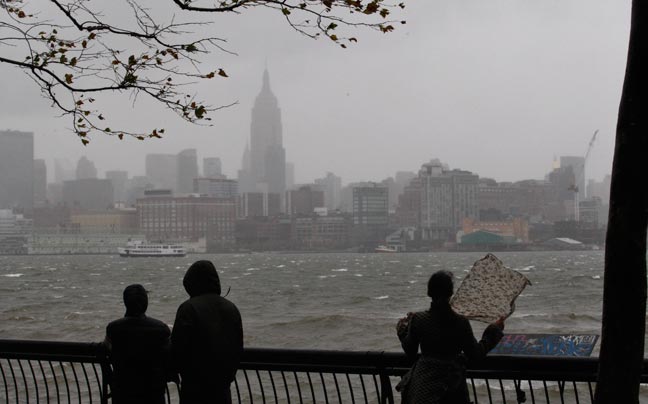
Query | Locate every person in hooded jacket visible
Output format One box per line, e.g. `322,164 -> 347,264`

172,260 -> 244,404
105,284 -> 171,404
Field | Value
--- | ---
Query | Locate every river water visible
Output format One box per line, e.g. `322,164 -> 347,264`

0,251 -> 605,352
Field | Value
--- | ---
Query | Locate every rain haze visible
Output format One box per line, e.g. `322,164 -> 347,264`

0,0 -> 629,184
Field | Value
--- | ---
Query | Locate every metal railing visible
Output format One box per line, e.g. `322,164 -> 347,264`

2,339 -> 648,404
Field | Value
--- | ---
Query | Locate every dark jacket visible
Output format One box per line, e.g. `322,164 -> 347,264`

105,315 -> 171,404
398,301 -> 503,404
172,262 -> 244,404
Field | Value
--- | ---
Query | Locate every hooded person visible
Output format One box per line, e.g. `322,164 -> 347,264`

171,260 -> 244,404
105,284 -> 172,404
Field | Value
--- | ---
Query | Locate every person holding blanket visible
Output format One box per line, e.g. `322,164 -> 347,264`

396,270 -> 504,404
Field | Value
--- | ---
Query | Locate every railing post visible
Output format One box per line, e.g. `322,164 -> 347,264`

377,351 -> 395,404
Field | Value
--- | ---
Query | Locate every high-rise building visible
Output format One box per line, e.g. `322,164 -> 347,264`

105,170 -> 129,203
419,160 -> 479,241
0,130 -> 34,212
243,69 -> 286,201
352,183 -> 389,227
314,172 -> 342,210
177,149 -> 199,194
286,186 -> 325,216
237,192 -> 281,218
560,156 -> 586,196
194,178 -> 238,198
145,154 -> 177,191
203,157 -> 222,178
76,156 -> 98,179
33,159 -> 47,206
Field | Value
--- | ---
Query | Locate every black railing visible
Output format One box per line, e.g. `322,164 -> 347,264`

2,339 -> 648,404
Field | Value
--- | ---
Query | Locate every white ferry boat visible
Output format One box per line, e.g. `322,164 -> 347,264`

118,241 -> 186,257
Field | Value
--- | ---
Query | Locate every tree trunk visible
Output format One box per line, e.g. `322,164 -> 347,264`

595,1 -> 648,402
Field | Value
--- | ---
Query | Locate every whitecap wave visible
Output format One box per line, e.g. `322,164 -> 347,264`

3,273 -> 23,277
331,268 -> 348,272
373,295 -> 389,300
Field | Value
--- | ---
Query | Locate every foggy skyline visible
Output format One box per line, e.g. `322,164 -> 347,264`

0,0 -> 629,185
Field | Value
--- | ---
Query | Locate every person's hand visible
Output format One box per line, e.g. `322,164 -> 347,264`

396,312 -> 414,334
493,316 -> 505,330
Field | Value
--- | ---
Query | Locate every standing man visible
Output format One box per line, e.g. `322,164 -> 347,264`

172,260 -> 244,404
105,284 -> 171,404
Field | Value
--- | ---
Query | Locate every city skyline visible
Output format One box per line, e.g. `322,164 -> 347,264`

0,0 -> 626,185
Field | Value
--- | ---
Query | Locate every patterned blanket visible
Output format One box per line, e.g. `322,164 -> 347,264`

450,253 -> 531,323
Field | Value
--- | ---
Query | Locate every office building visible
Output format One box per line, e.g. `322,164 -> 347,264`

0,130 -> 34,212
177,149 -> 199,194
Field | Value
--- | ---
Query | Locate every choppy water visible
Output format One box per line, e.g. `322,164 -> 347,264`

0,251 -> 606,353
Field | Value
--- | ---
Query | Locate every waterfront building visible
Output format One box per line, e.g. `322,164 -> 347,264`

145,153 -> 177,191
0,130 -> 34,212
32,205 -> 71,230
137,192 -> 236,242
419,160 -> 478,242
242,70 -> 286,202
395,177 -> 422,227
105,170 -> 129,203
352,183 -> 389,227
579,196 -> 606,228
203,157 -> 222,178
547,165 -> 577,221
177,149 -> 199,194
286,186 -> 325,216
62,179 -> 114,211
75,156 -> 97,180
293,214 -> 352,250
237,192 -> 281,218
235,216 -> 292,250
70,209 -> 138,234
33,159 -> 47,206
0,209 -> 32,254
314,172 -> 342,211
462,217 -> 529,243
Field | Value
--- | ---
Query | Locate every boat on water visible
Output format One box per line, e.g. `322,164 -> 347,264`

374,245 -> 399,253
118,241 -> 186,257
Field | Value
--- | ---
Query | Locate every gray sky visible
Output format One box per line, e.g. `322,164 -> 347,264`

0,0 -> 630,185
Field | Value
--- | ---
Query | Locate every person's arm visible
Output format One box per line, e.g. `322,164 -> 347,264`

460,319 -> 504,362
398,314 -> 420,358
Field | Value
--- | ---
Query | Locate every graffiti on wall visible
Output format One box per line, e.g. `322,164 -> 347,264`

489,334 -> 599,357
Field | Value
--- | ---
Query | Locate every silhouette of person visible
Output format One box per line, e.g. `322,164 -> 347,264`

172,260 -> 244,404
396,270 -> 504,404
105,284 -> 171,404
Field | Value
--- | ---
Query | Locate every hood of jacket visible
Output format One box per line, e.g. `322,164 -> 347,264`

183,260 -> 221,297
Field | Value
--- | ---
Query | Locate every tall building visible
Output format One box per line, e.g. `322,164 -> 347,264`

352,183 -> 389,227
419,160 -> 479,241
33,159 -> 47,206
76,156 -> 98,179
560,156 -> 586,196
194,178 -> 238,198
286,186 -> 325,216
203,157 -> 222,178
145,154 -> 177,191
105,170 -> 129,203
177,149 -> 199,194
0,130 -> 34,212
314,172 -> 342,210
243,69 -> 286,201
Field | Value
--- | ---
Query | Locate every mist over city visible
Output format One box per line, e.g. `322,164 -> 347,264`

2,0 -> 646,402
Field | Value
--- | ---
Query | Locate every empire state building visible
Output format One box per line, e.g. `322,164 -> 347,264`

239,69 -> 286,200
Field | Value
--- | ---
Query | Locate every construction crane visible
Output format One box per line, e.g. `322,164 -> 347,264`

572,129 -> 598,221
